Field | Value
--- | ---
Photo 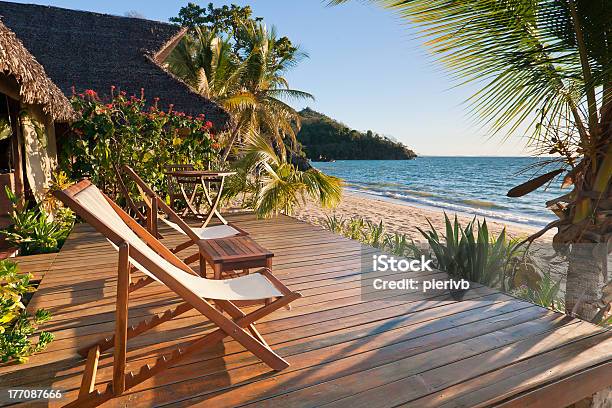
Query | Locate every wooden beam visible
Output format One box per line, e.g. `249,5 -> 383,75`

113,242 -> 130,396
78,346 -> 100,398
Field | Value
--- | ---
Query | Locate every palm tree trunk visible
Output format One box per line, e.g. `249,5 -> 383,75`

565,241 -> 609,321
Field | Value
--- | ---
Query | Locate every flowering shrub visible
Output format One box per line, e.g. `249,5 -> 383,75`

60,88 -> 220,193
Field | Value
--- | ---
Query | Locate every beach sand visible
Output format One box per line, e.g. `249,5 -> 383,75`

293,191 -> 555,242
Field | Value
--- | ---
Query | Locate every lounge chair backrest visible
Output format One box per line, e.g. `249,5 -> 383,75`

55,181 -> 269,300
121,165 -> 200,242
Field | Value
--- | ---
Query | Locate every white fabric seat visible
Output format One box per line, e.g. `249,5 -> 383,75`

160,218 -> 240,239
76,185 -> 282,301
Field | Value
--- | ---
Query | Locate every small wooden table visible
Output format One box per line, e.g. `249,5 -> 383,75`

164,170 -> 236,228
197,235 -> 274,279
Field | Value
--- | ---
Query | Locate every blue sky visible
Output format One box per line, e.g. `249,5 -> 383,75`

12,0 -> 532,156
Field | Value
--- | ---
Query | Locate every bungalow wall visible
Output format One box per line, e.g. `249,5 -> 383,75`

0,74 -> 59,217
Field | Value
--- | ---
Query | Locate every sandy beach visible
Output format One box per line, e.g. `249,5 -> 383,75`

293,191 -> 555,242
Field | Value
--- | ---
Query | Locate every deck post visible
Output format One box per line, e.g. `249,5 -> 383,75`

113,242 -> 131,396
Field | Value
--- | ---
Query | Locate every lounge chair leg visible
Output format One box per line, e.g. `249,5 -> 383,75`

113,242 -> 130,396
79,346 -> 100,398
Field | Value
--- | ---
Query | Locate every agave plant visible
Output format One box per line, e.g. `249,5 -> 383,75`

417,214 -> 520,287
332,0 -> 611,321
323,214 -> 346,234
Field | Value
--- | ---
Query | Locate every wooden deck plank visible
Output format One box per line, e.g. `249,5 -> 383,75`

1,214 -> 609,408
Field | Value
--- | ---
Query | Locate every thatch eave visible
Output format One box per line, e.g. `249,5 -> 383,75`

0,20 -> 76,122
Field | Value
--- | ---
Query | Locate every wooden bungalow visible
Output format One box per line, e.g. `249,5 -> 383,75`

0,1 -> 230,127
0,19 -> 76,223
0,1 -> 232,220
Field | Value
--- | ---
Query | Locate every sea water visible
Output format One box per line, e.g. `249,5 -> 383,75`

313,157 -> 564,228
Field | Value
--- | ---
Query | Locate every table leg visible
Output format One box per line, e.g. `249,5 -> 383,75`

213,263 -> 223,280
200,176 -> 228,228
179,183 -> 200,217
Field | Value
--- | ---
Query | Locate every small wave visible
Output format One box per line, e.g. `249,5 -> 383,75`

402,189 -> 436,198
461,199 -> 505,210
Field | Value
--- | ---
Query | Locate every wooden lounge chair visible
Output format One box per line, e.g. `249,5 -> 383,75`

119,165 -> 246,255
54,180 -> 301,407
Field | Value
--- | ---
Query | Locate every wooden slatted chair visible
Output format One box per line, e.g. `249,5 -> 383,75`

54,180 -> 301,407
119,165 -> 246,257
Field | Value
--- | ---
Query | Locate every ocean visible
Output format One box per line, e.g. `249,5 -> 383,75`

312,157 -> 564,228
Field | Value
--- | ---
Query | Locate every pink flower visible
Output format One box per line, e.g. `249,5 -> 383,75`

168,104 -> 174,114
140,88 -> 145,100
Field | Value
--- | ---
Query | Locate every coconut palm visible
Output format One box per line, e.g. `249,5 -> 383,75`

165,22 -> 313,160
332,0 -> 611,321
223,133 -> 343,217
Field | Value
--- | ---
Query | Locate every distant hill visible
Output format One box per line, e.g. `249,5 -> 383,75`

296,108 -> 417,161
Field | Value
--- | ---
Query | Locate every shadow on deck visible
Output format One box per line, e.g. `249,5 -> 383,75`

1,214 -> 610,407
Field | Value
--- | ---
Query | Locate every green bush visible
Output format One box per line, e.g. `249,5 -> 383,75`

1,187 -> 74,256
322,214 -> 427,259
0,259 -> 53,363
512,270 -> 564,312
61,89 -> 220,194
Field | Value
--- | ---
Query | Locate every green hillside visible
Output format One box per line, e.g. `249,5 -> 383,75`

296,108 -> 417,161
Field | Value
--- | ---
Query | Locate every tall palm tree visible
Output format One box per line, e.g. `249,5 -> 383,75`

165,23 -> 313,160
332,0 -> 611,321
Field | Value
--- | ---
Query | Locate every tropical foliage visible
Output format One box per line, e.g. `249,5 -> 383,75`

166,3 -> 313,160
298,108 -> 417,161
61,89 -> 219,194
333,0 -> 611,321
513,270 -> 565,313
1,187 -> 73,256
417,214 -> 520,288
0,259 -> 53,364
322,214 -> 427,259
223,134 -> 342,217
166,3 -> 343,216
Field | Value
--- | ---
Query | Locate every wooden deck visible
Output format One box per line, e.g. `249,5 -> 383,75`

2,214 -> 611,407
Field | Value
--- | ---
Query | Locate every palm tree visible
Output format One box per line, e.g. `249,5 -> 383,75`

332,0 -> 611,321
165,23 -> 313,160
223,133 -> 343,217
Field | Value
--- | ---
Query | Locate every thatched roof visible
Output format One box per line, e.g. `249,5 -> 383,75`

0,1 -> 230,130
0,19 -> 75,122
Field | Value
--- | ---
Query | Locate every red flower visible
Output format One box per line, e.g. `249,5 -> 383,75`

84,89 -> 98,99
105,103 -> 114,109
205,121 -> 213,129
211,142 -> 220,150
